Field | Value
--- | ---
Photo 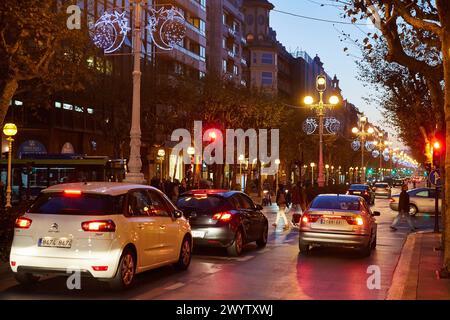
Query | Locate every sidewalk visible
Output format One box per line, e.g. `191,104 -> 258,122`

387,232 -> 450,300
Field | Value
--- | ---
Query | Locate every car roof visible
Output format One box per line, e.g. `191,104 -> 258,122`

349,184 -> 369,188
180,189 -> 240,198
42,182 -> 158,196
314,194 -> 362,201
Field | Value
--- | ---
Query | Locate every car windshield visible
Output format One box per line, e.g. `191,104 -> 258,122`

311,197 -> 360,211
28,193 -> 124,215
349,185 -> 368,190
176,195 -> 226,211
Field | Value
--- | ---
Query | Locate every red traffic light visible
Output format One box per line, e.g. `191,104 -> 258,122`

209,131 -> 217,140
433,141 -> 441,150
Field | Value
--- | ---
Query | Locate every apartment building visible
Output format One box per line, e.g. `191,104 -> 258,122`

207,0 -> 248,85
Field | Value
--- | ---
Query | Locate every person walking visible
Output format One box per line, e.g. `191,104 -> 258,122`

391,184 -> 416,232
273,184 -> 289,231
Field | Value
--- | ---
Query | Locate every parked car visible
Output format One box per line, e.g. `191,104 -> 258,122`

10,183 -> 192,290
176,190 -> 268,256
346,184 -> 375,205
299,194 -> 379,257
390,187 -> 442,216
373,182 -> 391,198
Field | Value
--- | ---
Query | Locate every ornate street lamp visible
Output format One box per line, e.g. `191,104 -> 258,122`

275,159 -> 281,194
351,116 -> 374,183
310,162 -> 316,186
157,148 -> 165,180
303,75 -> 340,187
3,123 -> 17,208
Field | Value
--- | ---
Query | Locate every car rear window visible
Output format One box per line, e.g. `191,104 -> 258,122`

311,197 -> 360,211
176,195 -> 228,211
28,193 -> 125,215
349,185 -> 368,190
375,183 -> 388,188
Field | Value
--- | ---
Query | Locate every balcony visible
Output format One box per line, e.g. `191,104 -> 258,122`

190,0 -> 206,11
173,44 -> 206,62
185,22 -> 206,37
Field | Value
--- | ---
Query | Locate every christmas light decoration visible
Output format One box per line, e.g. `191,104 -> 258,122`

91,11 -> 130,54
147,6 -> 186,51
351,139 -> 361,151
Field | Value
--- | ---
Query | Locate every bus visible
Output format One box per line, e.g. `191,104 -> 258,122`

0,154 -> 126,204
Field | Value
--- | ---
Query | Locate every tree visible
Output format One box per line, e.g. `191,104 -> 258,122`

345,0 -> 450,274
0,0 -> 95,125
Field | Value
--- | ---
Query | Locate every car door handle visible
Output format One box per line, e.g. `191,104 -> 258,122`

159,225 -> 166,230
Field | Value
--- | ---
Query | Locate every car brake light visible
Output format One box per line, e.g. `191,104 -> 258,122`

212,212 -> 233,222
301,213 -> 321,225
81,220 -> 116,232
345,215 -> 364,226
15,217 -> 32,229
194,193 -> 208,199
92,266 -> 108,271
64,189 -> 82,196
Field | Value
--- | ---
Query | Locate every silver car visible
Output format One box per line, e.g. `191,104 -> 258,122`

299,194 -> 379,257
389,187 -> 442,216
373,182 -> 391,198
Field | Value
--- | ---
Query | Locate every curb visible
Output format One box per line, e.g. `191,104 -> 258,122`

386,230 -> 436,300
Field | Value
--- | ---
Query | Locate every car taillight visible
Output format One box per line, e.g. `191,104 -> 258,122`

15,217 -> 32,229
81,220 -> 116,232
212,212 -> 233,222
64,189 -> 82,196
301,213 -> 321,225
345,215 -> 364,226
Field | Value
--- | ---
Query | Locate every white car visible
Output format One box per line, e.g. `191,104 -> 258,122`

10,182 -> 192,290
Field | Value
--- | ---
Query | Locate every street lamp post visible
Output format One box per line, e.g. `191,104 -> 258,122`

310,162 -> 316,186
325,164 -> 330,185
3,123 -> 17,208
124,0 -> 145,184
373,134 -> 392,180
275,159 -> 281,195
158,149 -> 165,181
304,75 -> 339,187
352,116 -> 374,183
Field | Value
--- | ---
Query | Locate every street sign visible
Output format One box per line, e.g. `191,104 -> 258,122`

429,169 -> 442,187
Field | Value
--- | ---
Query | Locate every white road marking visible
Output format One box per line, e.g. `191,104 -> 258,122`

165,282 -> 185,290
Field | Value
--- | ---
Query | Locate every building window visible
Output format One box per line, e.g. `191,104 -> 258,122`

199,71 -> 206,79
261,53 -> 273,64
63,103 -> 73,111
246,33 -> 254,42
87,108 -> 94,114
55,102 -> 62,108
200,46 -> 206,59
253,52 -> 257,64
261,72 -> 273,86
233,65 -> 239,76
222,60 -> 227,73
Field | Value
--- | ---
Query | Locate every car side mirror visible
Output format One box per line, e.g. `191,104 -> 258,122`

173,210 -> 183,219
372,211 -> 381,217
255,204 -> 263,211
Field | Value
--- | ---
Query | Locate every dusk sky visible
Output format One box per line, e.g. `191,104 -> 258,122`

269,0 -> 386,129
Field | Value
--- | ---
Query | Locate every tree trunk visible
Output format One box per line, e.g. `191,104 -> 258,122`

442,29 -> 450,272
0,78 -> 19,125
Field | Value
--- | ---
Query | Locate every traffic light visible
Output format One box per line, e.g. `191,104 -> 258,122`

432,139 -> 443,168
367,168 -> 373,175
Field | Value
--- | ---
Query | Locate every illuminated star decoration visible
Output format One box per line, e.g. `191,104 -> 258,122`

91,10 -> 131,54
365,141 -> 375,152
147,6 -> 187,51
324,117 -> 341,134
303,118 -> 318,135
351,139 -> 361,151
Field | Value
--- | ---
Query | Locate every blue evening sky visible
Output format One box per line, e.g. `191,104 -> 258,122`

270,0 -> 384,126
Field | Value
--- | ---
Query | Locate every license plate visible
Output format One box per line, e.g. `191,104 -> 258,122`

319,218 -> 344,225
192,231 -> 206,238
38,237 -> 72,249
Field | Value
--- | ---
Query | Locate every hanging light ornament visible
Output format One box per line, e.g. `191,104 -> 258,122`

351,139 -> 361,151
91,11 -> 131,54
384,155 -> 390,161
372,150 -> 380,158
324,117 -> 341,134
365,141 -> 375,152
147,6 -> 187,51
303,118 -> 318,135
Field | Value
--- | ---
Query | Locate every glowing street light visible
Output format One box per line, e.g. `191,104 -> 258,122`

351,116 -> 375,183
3,123 -> 17,208
302,74 -> 341,187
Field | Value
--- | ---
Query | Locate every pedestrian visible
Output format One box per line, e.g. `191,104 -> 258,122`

391,184 -> 416,232
273,184 -> 289,231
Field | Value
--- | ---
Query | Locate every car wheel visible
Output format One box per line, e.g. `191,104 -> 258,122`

359,236 -> 373,257
256,224 -> 268,248
409,205 -> 418,217
227,229 -> 244,257
299,242 -> 310,255
14,272 -> 40,286
371,234 -> 377,249
175,236 -> 192,271
109,248 -> 136,291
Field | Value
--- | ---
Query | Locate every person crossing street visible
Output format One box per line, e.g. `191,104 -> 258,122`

391,184 -> 417,232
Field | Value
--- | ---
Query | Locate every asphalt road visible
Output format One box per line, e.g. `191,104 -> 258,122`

0,186 -> 439,300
